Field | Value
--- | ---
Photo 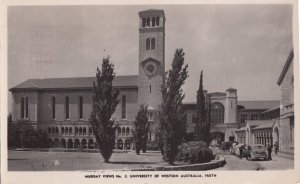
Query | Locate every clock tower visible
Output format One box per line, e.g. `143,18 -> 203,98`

138,9 -> 165,139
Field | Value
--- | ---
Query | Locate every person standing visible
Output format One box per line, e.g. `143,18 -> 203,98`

274,141 -> 279,155
239,145 -> 244,159
267,143 -> 272,160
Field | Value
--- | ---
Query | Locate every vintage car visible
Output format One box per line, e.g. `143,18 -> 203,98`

247,144 -> 268,161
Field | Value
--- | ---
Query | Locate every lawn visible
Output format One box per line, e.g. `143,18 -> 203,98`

8,150 -> 166,171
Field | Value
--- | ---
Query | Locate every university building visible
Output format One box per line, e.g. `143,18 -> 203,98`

234,50 -> 294,157
10,9 -> 291,151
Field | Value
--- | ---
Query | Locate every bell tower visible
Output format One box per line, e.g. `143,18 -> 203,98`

138,10 -> 165,109
138,10 -> 165,140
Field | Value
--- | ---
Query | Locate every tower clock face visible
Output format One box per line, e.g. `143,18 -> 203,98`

144,61 -> 158,76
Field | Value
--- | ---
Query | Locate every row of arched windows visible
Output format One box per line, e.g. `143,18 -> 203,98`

142,16 -> 160,28
48,126 -> 93,134
48,126 -> 132,135
117,127 -> 131,135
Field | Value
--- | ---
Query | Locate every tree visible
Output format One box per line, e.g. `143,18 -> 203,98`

89,56 -> 120,163
158,48 -> 188,164
194,71 -> 211,145
195,71 -> 206,141
132,105 -> 150,155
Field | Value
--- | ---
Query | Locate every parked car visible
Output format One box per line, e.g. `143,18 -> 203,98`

247,144 -> 268,161
241,145 -> 251,158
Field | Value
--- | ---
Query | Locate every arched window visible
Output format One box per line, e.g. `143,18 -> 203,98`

142,18 -> 146,27
151,38 -> 155,50
83,127 -> 86,134
52,127 -> 55,134
146,38 -> 150,50
69,127 -> 72,133
48,127 -> 51,133
126,127 -> 130,134
117,127 -> 121,134
79,127 -> 83,134
146,17 -> 150,27
56,127 -> 59,133
65,127 -> 69,133
211,102 -> 224,124
61,127 -> 65,134
75,127 -> 78,134
152,17 -> 155,27
156,16 -> 159,26
122,127 -> 125,134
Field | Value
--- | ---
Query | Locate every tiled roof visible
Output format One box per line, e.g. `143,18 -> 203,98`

139,9 -> 165,15
261,106 -> 280,114
238,100 -> 280,110
247,120 -> 272,127
208,92 -> 226,96
253,121 -> 275,130
10,75 -> 138,91
183,100 -> 280,111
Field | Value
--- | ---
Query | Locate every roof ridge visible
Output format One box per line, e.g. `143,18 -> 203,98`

23,74 -> 139,81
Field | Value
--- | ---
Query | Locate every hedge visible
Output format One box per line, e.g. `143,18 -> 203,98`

176,141 -> 214,164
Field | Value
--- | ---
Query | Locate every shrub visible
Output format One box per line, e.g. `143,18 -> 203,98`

176,141 -> 214,164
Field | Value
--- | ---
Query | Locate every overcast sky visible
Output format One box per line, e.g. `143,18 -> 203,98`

8,4 -> 293,111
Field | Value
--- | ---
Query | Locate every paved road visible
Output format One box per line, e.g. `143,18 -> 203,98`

214,150 -> 294,170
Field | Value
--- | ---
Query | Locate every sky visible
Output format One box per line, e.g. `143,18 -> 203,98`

7,4 -> 293,112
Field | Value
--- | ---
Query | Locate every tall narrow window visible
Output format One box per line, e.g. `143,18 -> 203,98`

156,16 -> 159,26
20,97 -> 25,118
79,96 -> 83,119
142,18 -> 146,27
151,38 -> 155,50
152,17 -> 155,27
122,95 -> 126,119
150,85 -> 152,93
65,96 -> 69,119
210,102 -> 224,124
52,96 -> 56,119
146,17 -> 150,27
146,38 -> 150,50
25,97 -> 29,118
